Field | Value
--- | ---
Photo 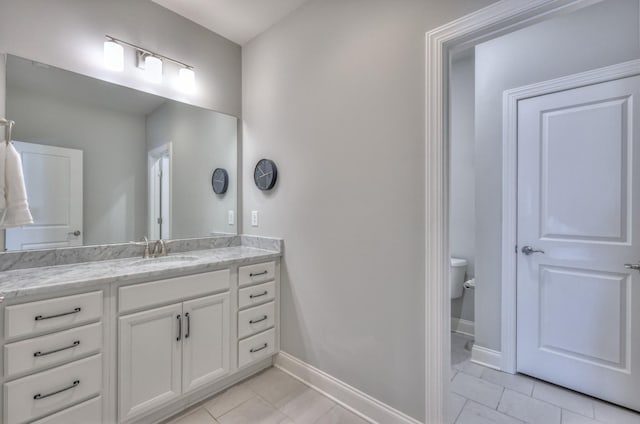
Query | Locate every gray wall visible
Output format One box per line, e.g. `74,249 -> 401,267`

0,0 -> 241,117
474,0 -> 640,352
242,0 -> 495,420
7,85 -> 147,245
147,102 -> 238,237
450,53 -> 476,323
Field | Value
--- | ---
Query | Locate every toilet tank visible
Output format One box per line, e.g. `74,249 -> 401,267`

450,257 -> 467,299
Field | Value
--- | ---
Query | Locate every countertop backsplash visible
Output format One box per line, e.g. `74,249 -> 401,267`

0,235 -> 283,272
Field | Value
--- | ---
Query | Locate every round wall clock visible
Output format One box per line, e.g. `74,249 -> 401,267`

254,159 -> 278,191
211,168 -> 229,194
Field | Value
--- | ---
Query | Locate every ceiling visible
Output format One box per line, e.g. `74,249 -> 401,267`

151,0 -> 312,45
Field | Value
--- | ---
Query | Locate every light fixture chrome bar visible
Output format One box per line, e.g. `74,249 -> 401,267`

105,35 -> 193,70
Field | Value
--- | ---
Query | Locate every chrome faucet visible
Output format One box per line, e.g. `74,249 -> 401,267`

141,236 -> 151,258
130,236 -> 151,258
152,239 -> 167,257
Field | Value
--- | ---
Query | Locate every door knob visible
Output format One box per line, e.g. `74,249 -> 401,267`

624,263 -> 640,271
68,230 -> 81,237
522,246 -> 545,255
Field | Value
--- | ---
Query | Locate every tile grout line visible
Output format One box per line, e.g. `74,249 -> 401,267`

452,398 -> 468,424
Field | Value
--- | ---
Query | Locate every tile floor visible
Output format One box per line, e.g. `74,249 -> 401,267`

449,333 -> 640,424
163,336 -> 640,424
163,367 -> 369,424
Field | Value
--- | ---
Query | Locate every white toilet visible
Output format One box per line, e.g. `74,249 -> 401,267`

450,257 -> 467,299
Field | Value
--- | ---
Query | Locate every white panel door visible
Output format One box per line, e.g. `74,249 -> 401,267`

517,75 -> 640,411
182,293 -> 230,394
6,142 -> 82,250
118,303 -> 182,422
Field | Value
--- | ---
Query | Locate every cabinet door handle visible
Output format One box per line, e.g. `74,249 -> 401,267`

33,380 -> 80,400
177,314 -> 182,341
185,312 -> 190,339
250,271 -> 268,277
249,291 -> 269,299
249,315 -> 268,324
35,307 -> 81,321
250,343 -> 268,353
34,340 -> 80,357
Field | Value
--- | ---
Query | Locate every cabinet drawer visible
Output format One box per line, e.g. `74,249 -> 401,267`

119,269 -> 230,313
238,281 -> 276,309
238,302 -> 275,339
4,322 -> 103,378
239,262 -> 275,287
5,292 -> 103,340
238,328 -> 276,369
4,354 -> 102,424
31,395 -> 102,424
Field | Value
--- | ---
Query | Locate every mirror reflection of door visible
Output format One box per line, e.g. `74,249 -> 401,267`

148,144 -> 171,240
5,141 -> 83,250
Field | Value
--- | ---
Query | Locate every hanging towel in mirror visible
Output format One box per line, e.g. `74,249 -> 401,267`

0,142 -> 33,229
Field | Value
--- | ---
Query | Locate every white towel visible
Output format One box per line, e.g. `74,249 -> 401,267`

0,142 -> 33,229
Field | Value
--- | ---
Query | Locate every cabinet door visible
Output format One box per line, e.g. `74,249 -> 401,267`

182,293 -> 230,394
119,303 -> 182,422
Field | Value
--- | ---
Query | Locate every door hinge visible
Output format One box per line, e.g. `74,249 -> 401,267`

157,217 -> 163,225
515,245 -> 518,254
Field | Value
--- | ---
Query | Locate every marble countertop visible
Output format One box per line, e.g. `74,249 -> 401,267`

0,246 -> 281,301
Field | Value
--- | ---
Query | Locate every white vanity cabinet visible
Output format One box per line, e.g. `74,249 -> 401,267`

1,290 -> 106,424
0,255 -> 280,424
237,261 -> 278,368
117,271 -> 230,423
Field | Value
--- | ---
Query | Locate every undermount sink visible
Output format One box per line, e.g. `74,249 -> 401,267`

131,255 -> 199,266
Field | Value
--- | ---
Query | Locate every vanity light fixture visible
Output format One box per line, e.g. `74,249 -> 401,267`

143,54 -> 163,84
177,67 -> 195,93
104,35 -> 195,90
103,38 -> 124,72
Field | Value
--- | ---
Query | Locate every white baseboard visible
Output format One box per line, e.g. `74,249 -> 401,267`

451,318 -> 474,337
471,345 -> 502,370
275,352 -> 421,424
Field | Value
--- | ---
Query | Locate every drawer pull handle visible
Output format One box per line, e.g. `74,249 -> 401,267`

250,343 -> 268,353
34,340 -> 80,357
250,271 -> 268,277
35,307 -> 82,321
33,380 -> 80,400
249,291 -> 269,299
185,312 -> 190,339
250,315 -> 268,324
177,315 -> 182,341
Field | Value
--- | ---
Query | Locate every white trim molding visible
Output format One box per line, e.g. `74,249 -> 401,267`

471,345 -> 502,371
500,58 -> 640,374
425,1 -> 603,422
451,318 -> 475,337
275,352 -> 421,424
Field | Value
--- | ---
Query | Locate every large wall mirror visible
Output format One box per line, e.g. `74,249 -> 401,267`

4,54 -> 238,251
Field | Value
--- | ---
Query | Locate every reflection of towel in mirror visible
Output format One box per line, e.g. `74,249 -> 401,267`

0,142 -> 33,229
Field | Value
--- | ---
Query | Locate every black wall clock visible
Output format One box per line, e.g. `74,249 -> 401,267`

254,159 -> 278,191
211,168 -> 229,194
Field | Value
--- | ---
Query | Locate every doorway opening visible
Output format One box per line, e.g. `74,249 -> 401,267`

426,0 -> 640,422
148,143 -> 172,240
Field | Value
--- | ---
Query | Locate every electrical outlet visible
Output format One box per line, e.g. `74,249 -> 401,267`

251,211 -> 259,227
228,210 -> 235,225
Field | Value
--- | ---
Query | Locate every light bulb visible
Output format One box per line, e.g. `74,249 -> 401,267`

104,40 -> 124,71
145,55 -> 163,83
178,67 -> 195,93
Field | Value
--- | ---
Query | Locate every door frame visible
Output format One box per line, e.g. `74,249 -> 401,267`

500,59 -> 640,374
424,0 -> 604,422
148,143 -> 173,240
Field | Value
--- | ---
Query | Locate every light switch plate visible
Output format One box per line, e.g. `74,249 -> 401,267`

251,211 -> 259,227
228,210 -> 234,225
